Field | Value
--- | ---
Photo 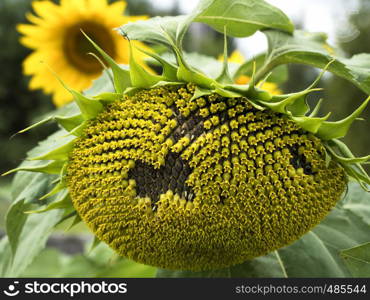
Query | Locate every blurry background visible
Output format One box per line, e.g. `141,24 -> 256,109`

0,0 -> 369,276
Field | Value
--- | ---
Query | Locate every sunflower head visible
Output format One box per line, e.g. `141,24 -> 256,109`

17,0 -> 149,106
67,83 -> 346,270
9,1 -> 370,271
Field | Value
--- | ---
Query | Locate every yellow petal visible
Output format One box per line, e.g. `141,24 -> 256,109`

260,82 -> 282,95
235,75 -> 250,85
86,0 -> 109,10
52,86 -> 74,107
23,52 -> 46,74
107,0 -> 127,15
17,24 -> 43,37
228,50 -> 246,64
25,12 -> 45,26
32,1 -> 61,20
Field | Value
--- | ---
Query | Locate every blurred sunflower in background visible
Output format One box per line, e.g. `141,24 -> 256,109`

228,51 -> 281,95
17,0 -> 148,107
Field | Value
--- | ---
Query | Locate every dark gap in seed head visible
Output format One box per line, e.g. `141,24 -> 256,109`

288,145 -> 315,175
128,152 -> 194,205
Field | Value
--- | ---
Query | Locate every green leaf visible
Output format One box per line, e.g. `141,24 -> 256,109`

161,52 -> 225,79
27,190 -> 72,214
67,121 -> 88,137
28,130 -> 75,161
260,30 -> 370,95
20,102 -> 83,134
340,243 -> 370,277
2,165 -> 65,276
190,86 -> 213,101
93,92 -> 122,104
6,169 -> 58,255
291,113 -> 331,134
46,61 -> 105,120
39,180 -> 66,200
70,90 -> 104,121
157,183 -> 370,277
3,128 -> 72,259
316,97 -> 370,140
216,29 -> 233,84
83,69 -> 115,97
29,140 -> 74,161
19,129 -> 70,161
54,101 -> 81,118
341,183 -> 370,226
0,209 -> 64,277
20,243 -> 157,278
55,114 -> 84,132
323,140 -> 370,190
193,0 -> 294,38
16,101 -> 83,135
331,140 -> 370,174
136,47 -> 178,81
309,98 -> 324,117
11,170 -> 56,205
128,42 -> 164,88
89,236 -> 102,253
16,116 -> 54,134
234,54 -> 288,84
82,32 -> 131,94
119,15 -> 189,48
2,160 -> 64,176
325,145 -> 370,165
5,200 -> 32,256
0,238 -> 12,276
258,89 -> 320,115
176,56 -> 217,88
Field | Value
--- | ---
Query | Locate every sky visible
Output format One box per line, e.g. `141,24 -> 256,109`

150,0 -> 360,57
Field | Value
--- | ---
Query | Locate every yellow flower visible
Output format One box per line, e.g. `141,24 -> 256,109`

228,51 -> 281,95
17,0 -> 149,106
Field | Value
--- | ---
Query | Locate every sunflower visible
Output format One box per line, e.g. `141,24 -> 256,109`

8,3 -> 370,272
228,51 -> 282,94
6,25 -> 369,270
17,0 -> 148,107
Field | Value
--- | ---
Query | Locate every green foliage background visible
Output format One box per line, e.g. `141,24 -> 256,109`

0,0 -> 369,277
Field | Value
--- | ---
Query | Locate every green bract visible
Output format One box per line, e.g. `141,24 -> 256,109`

3,0 -> 370,274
